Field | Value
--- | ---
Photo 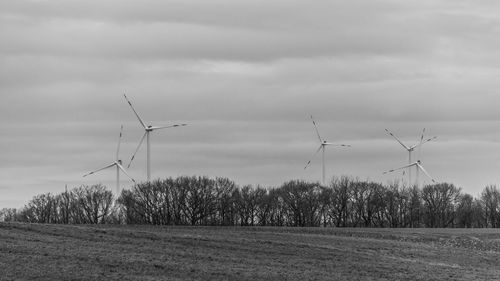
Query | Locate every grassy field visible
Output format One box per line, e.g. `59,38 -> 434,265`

1,223 -> 500,280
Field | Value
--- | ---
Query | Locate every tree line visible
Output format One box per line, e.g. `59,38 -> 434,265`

2,175 -> 500,228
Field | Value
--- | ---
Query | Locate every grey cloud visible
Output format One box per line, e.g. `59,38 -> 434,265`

1,0 -> 407,29
0,22 -> 427,61
3,0 -> 500,208
0,0 -> 438,61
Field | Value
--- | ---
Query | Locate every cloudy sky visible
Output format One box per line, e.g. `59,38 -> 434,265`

2,0 -> 500,207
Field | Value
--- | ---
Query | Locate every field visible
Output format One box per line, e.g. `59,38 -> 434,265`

1,223 -> 500,280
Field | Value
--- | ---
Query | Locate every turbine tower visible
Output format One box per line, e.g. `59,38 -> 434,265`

124,94 -> 187,181
383,160 -> 436,188
83,125 -> 135,194
385,128 -> 436,187
304,115 -> 350,185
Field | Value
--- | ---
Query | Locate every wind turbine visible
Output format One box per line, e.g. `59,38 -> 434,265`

385,128 -> 436,187
383,160 -> 435,188
304,115 -> 350,185
124,94 -> 187,181
83,125 -> 135,194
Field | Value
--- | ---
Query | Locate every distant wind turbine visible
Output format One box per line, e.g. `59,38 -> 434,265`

124,94 -> 187,181
385,128 -> 436,187
383,160 -> 435,188
83,125 -> 135,194
304,115 -> 350,185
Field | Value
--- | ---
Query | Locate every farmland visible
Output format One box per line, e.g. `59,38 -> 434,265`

1,223 -> 500,280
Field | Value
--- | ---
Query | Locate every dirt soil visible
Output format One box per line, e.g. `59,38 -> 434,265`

1,223 -> 500,280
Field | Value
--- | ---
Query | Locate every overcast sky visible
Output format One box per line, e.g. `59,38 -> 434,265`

2,0 -> 500,208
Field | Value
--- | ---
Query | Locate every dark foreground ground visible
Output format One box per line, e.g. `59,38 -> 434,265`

1,223 -> 500,280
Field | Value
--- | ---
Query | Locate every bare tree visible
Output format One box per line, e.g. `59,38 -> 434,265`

456,193 -> 474,228
422,183 -> 461,228
0,208 -> 18,222
73,184 -> 114,224
481,185 -> 500,227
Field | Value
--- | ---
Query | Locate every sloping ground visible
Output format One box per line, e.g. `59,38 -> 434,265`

1,223 -> 500,281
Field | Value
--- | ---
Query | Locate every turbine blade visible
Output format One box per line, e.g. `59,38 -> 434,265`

117,163 -> 136,183
385,129 -> 410,151
304,145 -> 323,169
418,128 -> 425,160
383,162 -> 417,174
124,94 -> 147,129
116,125 -> 123,161
83,163 -> 116,177
127,132 -> 147,169
411,136 -> 437,150
150,123 -> 187,130
324,142 -> 351,147
310,115 -> 323,143
420,137 -> 437,145
417,163 -> 436,183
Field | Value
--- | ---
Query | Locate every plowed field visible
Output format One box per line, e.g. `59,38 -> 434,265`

1,223 -> 500,280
